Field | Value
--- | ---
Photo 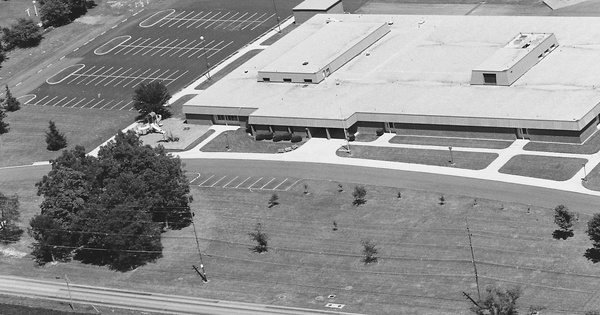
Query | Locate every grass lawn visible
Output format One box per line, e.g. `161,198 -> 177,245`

498,155 -> 587,181
337,145 -> 498,170
0,106 -> 136,167
390,135 -> 514,149
200,128 -> 307,153
523,131 -> 600,154
582,163 -> 600,192
2,177 -> 600,314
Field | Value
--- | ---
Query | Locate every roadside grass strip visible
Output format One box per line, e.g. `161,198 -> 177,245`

337,145 -> 498,170
499,155 -> 588,181
390,135 -> 514,149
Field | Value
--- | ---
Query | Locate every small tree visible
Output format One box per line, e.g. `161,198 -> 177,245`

132,81 -> 172,120
268,193 -> 279,208
0,107 -> 8,134
439,195 -> 445,205
471,285 -> 521,315
553,204 -> 576,239
45,120 -> 67,151
249,223 -> 268,253
2,85 -> 20,111
361,240 -> 378,264
337,183 -> 343,192
1,18 -> 43,50
0,192 -> 24,244
352,186 -> 367,206
587,214 -> 600,248
397,191 -> 402,199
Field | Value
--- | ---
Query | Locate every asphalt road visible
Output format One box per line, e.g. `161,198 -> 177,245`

0,275 -> 359,315
3,159 -> 600,214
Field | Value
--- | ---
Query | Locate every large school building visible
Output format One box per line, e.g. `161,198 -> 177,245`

183,13 -> 600,143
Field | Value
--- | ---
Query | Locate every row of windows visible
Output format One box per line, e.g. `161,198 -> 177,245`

216,115 -> 239,121
262,78 -> 313,83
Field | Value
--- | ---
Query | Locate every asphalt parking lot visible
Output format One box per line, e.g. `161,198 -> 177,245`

191,173 -> 301,191
23,0 -> 302,111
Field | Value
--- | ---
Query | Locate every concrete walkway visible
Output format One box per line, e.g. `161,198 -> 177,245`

174,126 -> 600,198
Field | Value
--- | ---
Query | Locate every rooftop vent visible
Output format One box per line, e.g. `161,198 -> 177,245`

471,33 -> 559,86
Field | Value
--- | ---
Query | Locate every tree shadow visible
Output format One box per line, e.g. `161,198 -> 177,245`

552,230 -> 573,240
352,199 -> 366,206
0,226 -> 24,245
584,248 -> 600,263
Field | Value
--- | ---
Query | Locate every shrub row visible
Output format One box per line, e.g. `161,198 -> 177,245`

255,132 -> 302,143
376,129 -> 384,136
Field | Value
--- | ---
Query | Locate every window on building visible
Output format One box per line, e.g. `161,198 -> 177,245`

283,78 -> 292,83
263,78 -> 270,82
483,73 -> 497,85
304,79 -> 313,83
216,115 -> 239,122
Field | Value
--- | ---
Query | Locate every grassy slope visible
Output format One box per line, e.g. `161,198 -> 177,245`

3,178 -> 599,314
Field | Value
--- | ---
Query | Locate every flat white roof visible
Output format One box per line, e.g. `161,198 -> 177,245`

474,33 -> 553,71
293,0 -> 341,11
260,22 -> 385,74
184,14 -> 600,130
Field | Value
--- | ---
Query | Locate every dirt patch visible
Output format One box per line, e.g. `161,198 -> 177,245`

138,118 -> 211,150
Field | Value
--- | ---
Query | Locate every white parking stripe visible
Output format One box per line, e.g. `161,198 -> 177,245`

260,178 -> 276,189
43,96 -> 58,106
151,38 -> 180,56
235,176 -> 252,188
170,10 -> 195,28
204,12 -> 230,29
215,12 -> 239,29
222,176 -> 239,188
97,100 -> 113,110
71,97 -> 87,108
248,177 -> 263,188
208,41 -> 233,58
250,13 -> 272,31
198,174 -> 215,186
242,13 -> 266,31
186,11 -> 211,28
60,97 -> 77,107
112,68 -> 140,86
107,100 -> 123,110
171,39 -> 197,57
195,12 -> 221,28
94,67 -> 122,86
119,100 -> 133,111
285,179 -> 302,191
85,67 -> 115,86
121,68 -> 152,87
164,70 -> 189,86
32,95 -> 49,105
103,67 -> 131,86
89,99 -> 105,109
272,178 -> 288,190
76,66 -> 105,85
131,38 -> 161,55
222,12 -> 246,30
142,38 -> 168,56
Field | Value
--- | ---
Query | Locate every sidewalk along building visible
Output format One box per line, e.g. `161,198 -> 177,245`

183,14 -> 600,143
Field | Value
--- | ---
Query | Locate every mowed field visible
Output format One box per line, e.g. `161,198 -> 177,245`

3,177 -> 600,314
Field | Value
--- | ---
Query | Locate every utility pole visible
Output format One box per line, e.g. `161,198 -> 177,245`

191,213 -> 208,282
465,216 -> 481,302
64,274 -> 74,310
272,0 -> 281,33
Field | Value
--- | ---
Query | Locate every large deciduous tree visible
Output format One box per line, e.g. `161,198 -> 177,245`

29,131 -> 192,270
1,18 -> 43,50
0,192 -> 24,244
132,81 -> 172,120
39,0 -> 73,27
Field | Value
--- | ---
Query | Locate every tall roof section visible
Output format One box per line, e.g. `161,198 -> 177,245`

258,21 -> 390,83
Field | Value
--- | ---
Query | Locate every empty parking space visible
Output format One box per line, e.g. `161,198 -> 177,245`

141,10 -> 274,31
24,94 -> 133,111
192,173 -> 299,191
24,0 -> 302,112
96,36 -> 233,59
